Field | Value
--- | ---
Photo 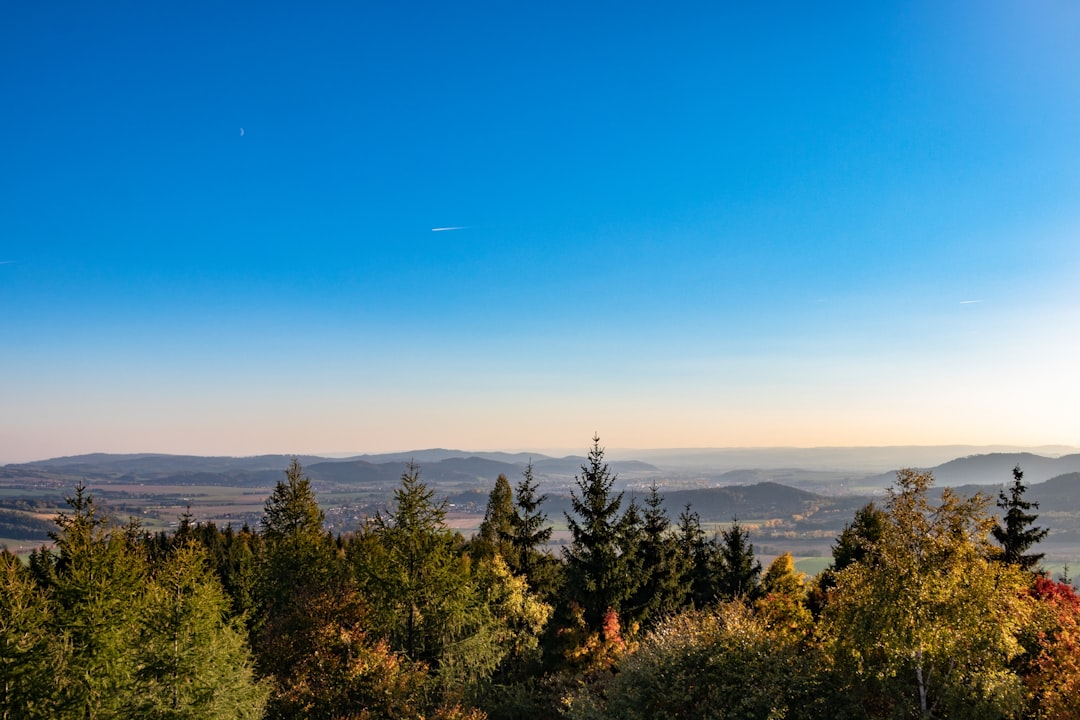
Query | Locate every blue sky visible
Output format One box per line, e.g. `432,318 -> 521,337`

2,1 -> 1079,462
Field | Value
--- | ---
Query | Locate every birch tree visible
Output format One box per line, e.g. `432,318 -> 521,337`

824,469 -> 1029,719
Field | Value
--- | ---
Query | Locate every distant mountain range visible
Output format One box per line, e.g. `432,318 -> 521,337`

0,450 -> 661,492
4,449 -> 1080,547
861,452 -> 1080,489
6,448 -> 1080,493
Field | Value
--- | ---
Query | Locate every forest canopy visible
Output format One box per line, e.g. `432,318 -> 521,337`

2,440 -> 1078,720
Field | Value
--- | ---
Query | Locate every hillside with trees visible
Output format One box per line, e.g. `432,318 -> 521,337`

3,439 -> 1080,719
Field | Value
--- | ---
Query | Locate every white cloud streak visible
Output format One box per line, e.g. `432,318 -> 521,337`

431,226 -> 470,232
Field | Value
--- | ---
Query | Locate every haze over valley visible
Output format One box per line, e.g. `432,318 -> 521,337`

6,444 -> 1080,576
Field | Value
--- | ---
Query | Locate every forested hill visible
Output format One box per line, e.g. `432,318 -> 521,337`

862,452 -> 1080,488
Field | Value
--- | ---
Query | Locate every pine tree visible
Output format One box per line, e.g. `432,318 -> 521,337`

832,502 -> 888,571
135,542 -> 268,719
261,457 -> 324,542
992,465 -> 1049,571
714,518 -> 761,602
357,462 -> 472,664
676,504 -> 713,608
474,474 -> 515,562
506,461 -> 556,596
194,522 -> 260,621
47,483 -> 146,720
810,502 -> 888,615
254,458 -> 349,706
0,549 -> 59,719
563,435 -> 634,629
624,483 -> 686,630
619,495 -> 645,607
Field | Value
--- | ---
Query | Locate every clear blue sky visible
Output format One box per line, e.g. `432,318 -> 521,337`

3,1 -> 1079,463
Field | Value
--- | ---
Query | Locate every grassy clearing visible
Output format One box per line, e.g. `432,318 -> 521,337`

794,557 -> 832,577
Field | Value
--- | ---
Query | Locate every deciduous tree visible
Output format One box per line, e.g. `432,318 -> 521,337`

563,601 -> 830,720
824,469 -> 1030,719
1025,575 -> 1080,719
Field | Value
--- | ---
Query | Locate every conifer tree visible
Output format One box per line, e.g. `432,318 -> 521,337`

563,436 -> 635,629
676,504 -> 713,608
357,462 -> 472,664
261,457 -> 324,543
810,502 -> 888,615
254,458 -> 351,710
755,552 -> 812,637
714,518 -> 761,602
832,502 -> 888,572
624,483 -> 685,630
507,461 -> 556,596
47,483 -> 146,720
195,522 -> 260,621
474,474 -> 515,562
0,549 -> 59,719
761,552 -> 805,598
135,542 -> 268,719
992,465 -> 1049,571
619,495 -> 645,603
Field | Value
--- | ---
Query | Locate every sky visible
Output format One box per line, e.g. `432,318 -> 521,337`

2,1 -> 1080,463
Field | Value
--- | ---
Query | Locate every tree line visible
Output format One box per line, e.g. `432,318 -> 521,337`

2,436 -> 1078,719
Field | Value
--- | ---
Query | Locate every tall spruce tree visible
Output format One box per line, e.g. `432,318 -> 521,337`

832,502 -> 888,572
624,483 -> 685,629
810,501 -> 888,615
677,504 -> 713,608
47,483 -> 146,720
992,465 -> 1049,571
507,461 -> 556,596
563,436 -> 634,629
135,542 -> 268,719
473,474 -> 515,562
260,457 -> 324,543
0,549 -> 59,719
357,462 -> 472,663
254,458 -> 353,716
714,518 -> 762,602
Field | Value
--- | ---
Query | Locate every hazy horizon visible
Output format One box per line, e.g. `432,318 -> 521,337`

4,3 -> 1079,464
6,442 -> 1080,472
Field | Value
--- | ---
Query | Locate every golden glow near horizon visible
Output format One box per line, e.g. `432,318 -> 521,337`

3,3 -> 1079,465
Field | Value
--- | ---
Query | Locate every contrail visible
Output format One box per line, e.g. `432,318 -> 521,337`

431,226 -> 470,232
959,299 -> 985,304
